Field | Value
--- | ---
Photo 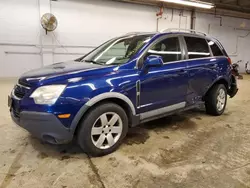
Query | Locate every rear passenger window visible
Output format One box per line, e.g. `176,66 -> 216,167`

207,40 -> 224,56
146,37 -> 181,63
184,37 -> 211,59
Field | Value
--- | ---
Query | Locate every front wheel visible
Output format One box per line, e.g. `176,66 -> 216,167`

205,84 -> 227,116
77,103 -> 128,156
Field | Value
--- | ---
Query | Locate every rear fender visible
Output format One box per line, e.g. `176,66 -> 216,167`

204,76 -> 229,97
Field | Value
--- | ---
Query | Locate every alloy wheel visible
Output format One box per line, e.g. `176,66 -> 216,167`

91,112 -> 123,149
217,88 -> 226,111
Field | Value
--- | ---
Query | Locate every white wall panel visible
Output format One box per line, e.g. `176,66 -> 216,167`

0,0 -> 41,77
158,10 -> 191,31
1,0 -> 250,77
0,45 -> 42,77
0,0 -> 40,44
3,54 -> 41,77
51,0 -> 157,46
196,12 -> 250,72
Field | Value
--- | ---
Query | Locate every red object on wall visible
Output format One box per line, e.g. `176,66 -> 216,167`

156,7 -> 164,17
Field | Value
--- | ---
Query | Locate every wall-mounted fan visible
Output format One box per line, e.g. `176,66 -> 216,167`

41,13 -> 58,34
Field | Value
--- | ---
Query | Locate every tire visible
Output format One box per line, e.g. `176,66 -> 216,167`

205,84 -> 227,116
77,102 -> 128,156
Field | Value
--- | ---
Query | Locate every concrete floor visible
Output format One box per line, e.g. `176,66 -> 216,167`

1,77 -> 250,188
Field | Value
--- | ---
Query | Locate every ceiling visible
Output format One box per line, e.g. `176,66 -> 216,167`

112,0 -> 250,18
204,0 -> 250,13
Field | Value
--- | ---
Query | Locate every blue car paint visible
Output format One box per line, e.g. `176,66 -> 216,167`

139,60 -> 189,113
9,32 -> 235,144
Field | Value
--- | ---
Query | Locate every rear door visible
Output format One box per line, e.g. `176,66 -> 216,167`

183,36 -> 218,105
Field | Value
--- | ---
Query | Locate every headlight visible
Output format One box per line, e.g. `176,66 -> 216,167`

30,85 -> 66,105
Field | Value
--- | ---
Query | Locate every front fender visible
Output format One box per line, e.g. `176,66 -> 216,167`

69,92 -> 136,133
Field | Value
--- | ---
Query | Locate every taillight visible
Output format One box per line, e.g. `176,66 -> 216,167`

227,57 -> 232,65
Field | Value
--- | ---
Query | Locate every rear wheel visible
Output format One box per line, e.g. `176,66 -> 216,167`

205,84 -> 227,116
77,103 -> 128,156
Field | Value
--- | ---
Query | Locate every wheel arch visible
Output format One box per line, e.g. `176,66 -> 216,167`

70,92 -> 137,135
204,77 -> 229,99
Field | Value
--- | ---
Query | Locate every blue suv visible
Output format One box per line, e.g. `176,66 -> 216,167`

9,30 -> 238,156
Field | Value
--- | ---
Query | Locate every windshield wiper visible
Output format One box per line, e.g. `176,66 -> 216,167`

84,60 -> 104,65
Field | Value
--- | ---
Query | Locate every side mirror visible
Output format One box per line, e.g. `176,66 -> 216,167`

143,55 -> 163,70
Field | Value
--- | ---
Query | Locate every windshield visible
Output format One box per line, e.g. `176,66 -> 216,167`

81,34 -> 153,65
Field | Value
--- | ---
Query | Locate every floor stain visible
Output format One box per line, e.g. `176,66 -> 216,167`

37,152 -> 48,159
124,127 -> 150,145
0,142 -> 28,188
108,157 -> 119,167
60,156 -> 71,160
87,173 -> 99,187
226,124 -> 232,128
58,144 -> 82,155
87,156 -> 105,188
246,168 -> 250,175
223,112 -> 233,116
128,156 -> 135,160
9,149 -> 16,154
163,136 -> 170,139
124,115 -> 197,145
143,115 -> 197,133
142,128 -> 217,167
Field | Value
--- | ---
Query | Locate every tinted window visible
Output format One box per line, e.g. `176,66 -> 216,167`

184,37 -> 211,59
208,40 -> 224,56
146,37 -> 181,63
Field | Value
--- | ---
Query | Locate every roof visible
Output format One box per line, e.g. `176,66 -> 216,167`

124,30 -> 210,38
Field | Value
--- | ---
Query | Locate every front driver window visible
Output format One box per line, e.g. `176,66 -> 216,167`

145,37 -> 182,63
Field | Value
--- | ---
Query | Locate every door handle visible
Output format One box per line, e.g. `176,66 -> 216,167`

208,64 -> 218,68
177,69 -> 187,74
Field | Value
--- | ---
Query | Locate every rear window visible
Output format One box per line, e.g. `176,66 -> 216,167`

207,40 -> 224,56
184,37 -> 211,59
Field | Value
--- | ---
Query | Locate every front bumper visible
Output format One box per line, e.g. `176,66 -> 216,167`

11,110 -> 74,144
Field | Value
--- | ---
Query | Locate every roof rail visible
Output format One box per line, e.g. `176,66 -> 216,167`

125,32 -> 141,35
160,28 -> 207,36
124,32 -> 158,36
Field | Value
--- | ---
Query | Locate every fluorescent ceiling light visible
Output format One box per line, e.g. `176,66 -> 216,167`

159,0 -> 214,9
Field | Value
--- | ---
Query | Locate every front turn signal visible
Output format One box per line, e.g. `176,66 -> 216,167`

58,114 -> 71,119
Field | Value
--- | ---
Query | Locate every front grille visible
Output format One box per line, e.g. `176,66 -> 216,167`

14,85 -> 26,99
13,79 -> 31,99
18,79 -> 31,88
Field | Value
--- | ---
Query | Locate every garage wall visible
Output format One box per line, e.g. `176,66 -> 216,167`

52,0 -> 192,63
51,0 -> 157,63
0,0 -> 250,78
0,0 -> 42,78
196,12 -> 250,72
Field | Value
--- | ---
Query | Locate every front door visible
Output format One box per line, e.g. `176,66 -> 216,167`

139,36 -> 188,115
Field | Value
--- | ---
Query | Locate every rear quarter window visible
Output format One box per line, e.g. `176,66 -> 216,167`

184,37 -> 211,59
207,40 -> 224,56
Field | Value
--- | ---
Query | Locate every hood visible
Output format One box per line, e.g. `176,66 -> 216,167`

20,60 -> 106,85
21,60 -> 103,78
